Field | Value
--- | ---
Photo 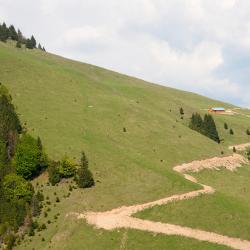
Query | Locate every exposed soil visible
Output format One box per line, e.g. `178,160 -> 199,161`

72,143 -> 250,250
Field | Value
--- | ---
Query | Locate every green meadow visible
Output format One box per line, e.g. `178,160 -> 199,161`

0,41 -> 249,249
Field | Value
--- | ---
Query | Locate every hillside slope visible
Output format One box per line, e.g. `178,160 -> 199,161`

0,42 -> 249,249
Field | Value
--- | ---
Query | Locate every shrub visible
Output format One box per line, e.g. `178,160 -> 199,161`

179,107 -> 184,115
246,129 -> 250,136
229,129 -> 234,135
224,123 -> 228,130
14,134 -> 47,179
56,197 -> 60,203
59,157 -> 76,178
2,173 -> 34,202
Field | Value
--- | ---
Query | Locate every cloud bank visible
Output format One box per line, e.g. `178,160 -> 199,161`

1,0 -> 250,107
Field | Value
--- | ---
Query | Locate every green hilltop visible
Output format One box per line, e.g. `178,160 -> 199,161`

0,41 -> 249,250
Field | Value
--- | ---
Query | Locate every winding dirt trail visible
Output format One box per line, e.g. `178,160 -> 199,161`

75,143 -> 250,250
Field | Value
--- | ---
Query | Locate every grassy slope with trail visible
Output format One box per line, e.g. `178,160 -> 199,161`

0,41 -> 249,249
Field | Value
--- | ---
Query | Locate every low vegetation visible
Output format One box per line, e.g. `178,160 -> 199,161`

0,84 -> 94,249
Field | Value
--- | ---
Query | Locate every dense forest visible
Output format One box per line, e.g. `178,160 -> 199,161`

0,21 -> 45,51
0,84 -> 94,249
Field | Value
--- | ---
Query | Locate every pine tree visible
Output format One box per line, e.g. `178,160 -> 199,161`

9,25 -> 18,41
0,22 -> 9,42
76,152 -> 94,188
224,122 -> 228,130
229,128 -> 234,135
17,29 -> 25,44
26,39 -> 33,49
30,35 -> 36,48
38,43 -> 42,50
203,114 -> 220,143
246,129 -> 250,136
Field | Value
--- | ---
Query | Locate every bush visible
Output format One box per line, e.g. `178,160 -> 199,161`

14,134 -> 47,179
59,157 -> 76,178
230,129 -> 234,135
224,123 -> 228,130
246,129 -> 250,136
2,173 -> 34,202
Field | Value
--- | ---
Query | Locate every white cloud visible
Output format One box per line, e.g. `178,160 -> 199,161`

1,0 -> 250,107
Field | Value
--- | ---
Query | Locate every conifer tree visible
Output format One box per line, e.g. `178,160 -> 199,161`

180,107 -> 184,115
0,22 -> 9,42
8,25 -> 18,41
30,35 -> 36,48
76,152 -> 94,188
224,122 -> 228,130
26,39 -> 33,49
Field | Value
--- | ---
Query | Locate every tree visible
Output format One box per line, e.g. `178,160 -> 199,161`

246,129 -> 250,136
25,39 -> 33,49
48,161 -> 61,185
203,114 -> 220,143
0,93 -> 22,159
59,156 -> 76,178
17,29 -> 25,44
14,134 -> 47,179
38,43 -> 42,50
180,107 -> 184,115
8,25 -> 18,41
75,152 -> 94,188
2,173 -> 34,202
0,22 -> 9,42
224,122 -> 228,130
30,35 -> 36,48
229,128 -> 234,135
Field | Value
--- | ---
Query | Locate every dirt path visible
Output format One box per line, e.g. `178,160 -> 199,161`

74,143 -> 250,250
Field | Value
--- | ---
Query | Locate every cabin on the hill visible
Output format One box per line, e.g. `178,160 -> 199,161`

208,107 -> 225,113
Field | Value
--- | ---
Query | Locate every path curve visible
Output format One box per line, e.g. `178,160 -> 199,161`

74,143 -> 250,250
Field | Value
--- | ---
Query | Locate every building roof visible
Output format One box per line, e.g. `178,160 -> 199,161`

211,107 -> 225,111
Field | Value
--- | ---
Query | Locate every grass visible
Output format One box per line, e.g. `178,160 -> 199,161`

136,164 -> 250,241
0,41 -> 249,249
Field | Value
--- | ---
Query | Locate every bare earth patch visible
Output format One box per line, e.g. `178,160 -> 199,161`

72,143 -> 250,250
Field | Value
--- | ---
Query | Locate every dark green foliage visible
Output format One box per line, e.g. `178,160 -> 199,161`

14,134 -> 47,179
246,129 -> 250,136
30,35 -> 36,48
224,122 -> 228,130
229,128 -> 234,135
56,197 -> 60,203
0,94 -> 22,159
233,147 -> 236,153
0,22 -> 9,42
36,191 -> 44,201
75,152 -> 94,188
202,114 -> 220,143
189,113 -> 220,143
179,107 -> 184,115
8,25 -> 18,41
59,156 -> 76,178
48,161 -> 61,185
25,39 -> 33,49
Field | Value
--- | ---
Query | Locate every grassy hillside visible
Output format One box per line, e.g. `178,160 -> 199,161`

0,41 -> 249,249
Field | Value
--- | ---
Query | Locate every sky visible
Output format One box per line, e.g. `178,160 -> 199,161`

0,0 -> 250,107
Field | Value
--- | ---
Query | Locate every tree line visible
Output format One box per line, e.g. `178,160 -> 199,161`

0,83 -> 94,249
189,113 -> 220,143
0,21 -> 45,51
